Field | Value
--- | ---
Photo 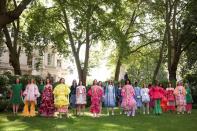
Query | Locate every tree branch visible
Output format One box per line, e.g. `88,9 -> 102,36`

129,39 -> 161,54
0,0 -> 33,28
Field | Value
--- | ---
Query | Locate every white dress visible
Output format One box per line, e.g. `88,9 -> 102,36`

76,86 -> 86,104
140,88 -> 150,103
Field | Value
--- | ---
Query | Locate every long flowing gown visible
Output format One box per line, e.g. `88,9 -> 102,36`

39,84 -> 55,116
104,85 -> 116,107
134,86 -> 142,107
121,85 -> 136,111
88,85 -> 103,113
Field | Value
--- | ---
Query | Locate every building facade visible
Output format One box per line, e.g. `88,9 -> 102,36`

0,46 -> 69,82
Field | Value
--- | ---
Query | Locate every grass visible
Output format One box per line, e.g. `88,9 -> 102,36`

0,108 -> 197,131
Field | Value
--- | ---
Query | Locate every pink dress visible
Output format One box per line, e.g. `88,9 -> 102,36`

121,85 -> 136,110
76,86 -> 86,105
88,85 -> 103,113
174,86 -> 186,106
23,84 -> 40,103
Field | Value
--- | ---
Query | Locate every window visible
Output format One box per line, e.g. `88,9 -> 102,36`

47,54 -> 52,65
57,59 -> 61,68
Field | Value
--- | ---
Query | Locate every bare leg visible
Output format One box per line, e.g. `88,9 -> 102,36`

16,104 -> 19,114
132,107 -> 135,116
77,105 -> 80,115
142,103 -> 145,114
147,103 -> 150,114
79,105 -> 81,116
12,105 -> 15,115
112,108 -> 114,115
82,105 -> 85,115
107,108 -> 109,115
99,102 -> 102,115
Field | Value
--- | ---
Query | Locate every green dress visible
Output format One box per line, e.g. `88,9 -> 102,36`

39,84 -> 45,94
186,87 -> 193,103
11,83 -> 23,104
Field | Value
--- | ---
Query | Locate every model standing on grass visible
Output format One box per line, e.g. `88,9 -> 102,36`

151,81 -> 164,115
160,83 -> 167,112
166,82 -> 176,112
185,83 -> 193,114
121,79 -> 136,117
104,80 -> 116,116
70,79 -> 77,114
134,81 -> 142,113
22,79 -> 40,117
174,81 -> 186,114
53,78 -> 70,118
76,80 -> 86,116
39,78 -> 55,117
10,78 -> 23,115
98,81 -> 104,115
117,82 -> 123,114
148,84 -> 155,111
140,83 -> 150,115
37,79 -> 45,108
88,79 -> 103,118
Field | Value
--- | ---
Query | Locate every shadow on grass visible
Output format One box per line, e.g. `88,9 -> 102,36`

0,109 -> 197,131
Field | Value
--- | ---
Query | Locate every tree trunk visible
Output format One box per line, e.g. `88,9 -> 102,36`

82,20 -> 90,85
114,57 -> 122,81
11,54 -> 21,75
3,26 -> 21,75
168,68 -> 176,82
58,1 -> 91,85
152,30 -> 167,82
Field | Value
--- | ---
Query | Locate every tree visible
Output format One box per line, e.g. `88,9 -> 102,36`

148,0 -> 197,81
0,0 -> 34,28
0,32 -> 5,58
53,0 -> 111,84
106,0 -> 161,81
24,0 -> 111,84
2,0 -> 24,75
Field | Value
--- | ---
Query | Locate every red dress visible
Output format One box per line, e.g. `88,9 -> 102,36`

166,88 -> 176,111
88,85 -> 103,113
149,87 -> 155,108
151,86 -> 164,100
39,84 -> 55,116
161,90 -> 168,112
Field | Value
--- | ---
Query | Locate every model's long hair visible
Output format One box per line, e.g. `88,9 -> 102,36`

72,79 -> 77,86
45,78 -> 51,84
93,79 -> 97,85
59,78 -> 65,84
15,78 -> 20,84
125,79 -> 131,85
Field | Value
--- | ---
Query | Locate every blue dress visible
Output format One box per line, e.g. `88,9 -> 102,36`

104,85 -> 116,107
134,86 -> 142,107
70,85 -> 77,108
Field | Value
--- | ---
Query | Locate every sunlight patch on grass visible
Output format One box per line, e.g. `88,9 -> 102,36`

55,124 -> 68,129
0,121 -> 28,131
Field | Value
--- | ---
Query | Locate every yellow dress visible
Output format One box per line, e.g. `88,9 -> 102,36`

53,84 -> 70,108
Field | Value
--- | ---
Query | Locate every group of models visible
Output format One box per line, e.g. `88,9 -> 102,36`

10,78 -> 193,118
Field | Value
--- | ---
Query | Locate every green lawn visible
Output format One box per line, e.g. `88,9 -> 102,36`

0,109 -> 197,131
